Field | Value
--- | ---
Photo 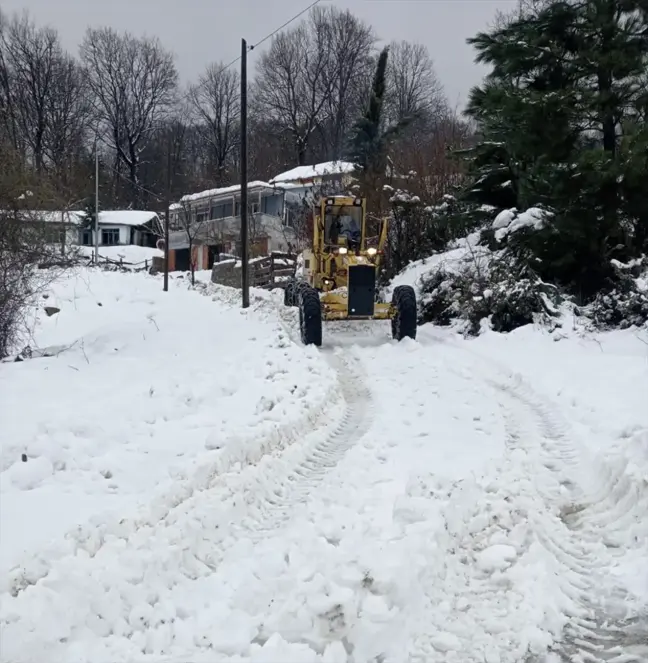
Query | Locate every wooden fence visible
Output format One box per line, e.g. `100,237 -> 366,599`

251,252 -> 297,289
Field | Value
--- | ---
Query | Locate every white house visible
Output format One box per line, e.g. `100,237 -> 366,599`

77,211 -> 161,248
28,209 -> 162,249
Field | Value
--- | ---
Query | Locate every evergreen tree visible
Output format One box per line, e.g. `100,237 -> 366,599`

460,0 -> 648,299
82,195 -> 100,229
346,47 -> 414,211
347,46 -> 390,177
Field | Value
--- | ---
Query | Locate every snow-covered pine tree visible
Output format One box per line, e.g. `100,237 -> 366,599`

462,0 -> 648,303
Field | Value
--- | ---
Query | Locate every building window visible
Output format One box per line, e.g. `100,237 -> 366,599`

43,226 -> 65,244
81,229 -> 92,246
210,202 -> 222,219
283,208 -> 296,228
251,201 -> 260,214
101,228 -> 119,245
262,193 -> 283,216
208,201 -> 235,220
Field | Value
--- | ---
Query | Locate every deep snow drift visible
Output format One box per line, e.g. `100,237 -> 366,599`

1,267 -> 647,663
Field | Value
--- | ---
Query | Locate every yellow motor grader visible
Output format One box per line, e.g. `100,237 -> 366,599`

283,195 -> 417,346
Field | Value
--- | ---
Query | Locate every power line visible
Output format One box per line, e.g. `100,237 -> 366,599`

250,0 -> 323,51
189,0 -> 324,85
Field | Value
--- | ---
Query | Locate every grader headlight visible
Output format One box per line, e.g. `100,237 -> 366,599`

337,247 -> 348,255
367,247 -> 377,256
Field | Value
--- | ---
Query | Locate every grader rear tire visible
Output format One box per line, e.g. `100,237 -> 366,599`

298,286 -> 322,347
391,285 -> 417,341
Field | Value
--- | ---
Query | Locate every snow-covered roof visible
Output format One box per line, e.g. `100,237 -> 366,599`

10,209 -> 159,227
270,161 -> 356,184
96,210 -> 159,227
170,181 -> 284,210
4,210 -> 85,224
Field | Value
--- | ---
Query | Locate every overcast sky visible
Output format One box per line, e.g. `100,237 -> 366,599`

2,0 -> 515,108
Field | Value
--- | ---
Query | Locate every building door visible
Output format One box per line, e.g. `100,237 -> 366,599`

175,248 -> 191,271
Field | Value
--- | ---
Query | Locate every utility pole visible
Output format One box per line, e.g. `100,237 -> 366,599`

163,129 -> 171,292
240,38 -> 250,309
94,141 -> 99,265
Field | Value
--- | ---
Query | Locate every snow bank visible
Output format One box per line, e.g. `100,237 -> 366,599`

0,268 -> 336,582
387,231 -> 488,298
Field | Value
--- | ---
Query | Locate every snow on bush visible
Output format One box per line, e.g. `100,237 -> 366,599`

394,205 -> 647,335
417,235 -> 560,336
490,207 -> 551,242
582,256 -> 648,330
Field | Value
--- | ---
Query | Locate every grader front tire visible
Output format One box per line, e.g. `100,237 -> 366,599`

391,285 -> 417,341
298,286 -> 323,347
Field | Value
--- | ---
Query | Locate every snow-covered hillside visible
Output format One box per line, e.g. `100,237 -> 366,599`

1,267 -> 647,663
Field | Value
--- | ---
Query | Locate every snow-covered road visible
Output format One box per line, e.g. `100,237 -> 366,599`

1,271 -> 647,663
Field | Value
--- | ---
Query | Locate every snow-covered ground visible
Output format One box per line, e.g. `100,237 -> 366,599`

1,267 -> 647,663
0,270 -> 335,578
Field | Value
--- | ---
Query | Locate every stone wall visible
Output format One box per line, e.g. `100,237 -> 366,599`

211,259 -> 243,288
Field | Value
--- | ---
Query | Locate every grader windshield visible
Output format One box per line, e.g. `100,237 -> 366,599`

323,204 -> 363,249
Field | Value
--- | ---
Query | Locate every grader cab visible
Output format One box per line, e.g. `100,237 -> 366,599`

284,195 -> 417,347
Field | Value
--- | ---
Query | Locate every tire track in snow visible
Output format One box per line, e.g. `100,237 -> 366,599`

472,364 -> 648,662
176,349 -> 374,577
232,350 -> 373,540
414,329 -> 647,661
235,293 -> 376,537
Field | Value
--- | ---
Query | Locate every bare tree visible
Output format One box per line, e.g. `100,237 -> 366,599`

0,12 -> 72,174
310,6 -> 375,160
171,200 -> 203,285
188,62 -> 240,186
43,52 -> 90,180
385,40 -> 447,127
0,10 -> 20,153
139,110 -> 205,207
0,140 -> 67,358
254,20 -> 334,165
242,115 -> 285,181
80,27 -> 178,205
